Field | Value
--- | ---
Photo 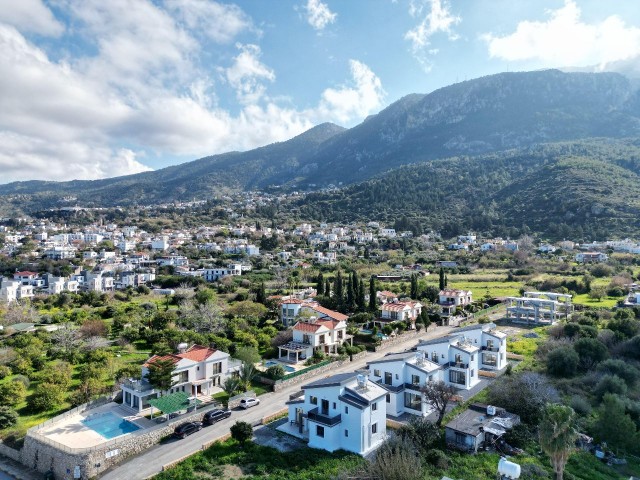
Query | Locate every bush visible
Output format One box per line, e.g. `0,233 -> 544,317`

573,337 -> 608,370
28,383 -> 65,412
265,364 -> 285,380
594,374 -> 627,401
230,421 -> 253,444
0,381 -> 27,407
520,464 -> 550,479
425,449 -> 449,469
547,346 -> 579,377
11,374 -> 30,388
0,365 -> 11,379
597,359 -> 640,387
0,406 -> 18,429
569,395 -> 592,416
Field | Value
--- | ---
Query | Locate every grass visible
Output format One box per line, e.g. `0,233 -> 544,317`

572,294 -> 621,308
154,439 -> 365,480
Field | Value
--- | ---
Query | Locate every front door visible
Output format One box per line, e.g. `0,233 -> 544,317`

321,399 -> 329,416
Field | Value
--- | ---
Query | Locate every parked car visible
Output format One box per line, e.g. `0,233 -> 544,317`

173,421 -> 203,439
239,397 -> 260,409
203,409 -> 232,425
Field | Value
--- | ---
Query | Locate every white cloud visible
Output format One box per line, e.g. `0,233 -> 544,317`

483,0 -> 640,69
305,0 -> 337,31
225,44 -> 275,104
0,0 -> 64,37
318,60 -> 386,124
405,0 -> 460,70
0,1 -> 385,183
165,0 -> 254,44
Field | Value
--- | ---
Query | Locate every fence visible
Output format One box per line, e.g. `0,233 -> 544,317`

281,359 -> 334,380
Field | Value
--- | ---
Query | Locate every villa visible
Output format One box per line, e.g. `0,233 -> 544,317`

281,372 -> 387,455
437,289 -> 473,317
278,312 -> 351,363
121,344 -> 235,412
379,300 -> 423,329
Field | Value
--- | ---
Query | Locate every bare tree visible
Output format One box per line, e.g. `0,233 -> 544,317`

1,302 -> 39,326
179,299 -> 226,333
50,323 -> 82,360
421,380 -> 457,427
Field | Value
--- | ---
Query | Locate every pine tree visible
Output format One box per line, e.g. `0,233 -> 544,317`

439,268 -> 445,290
369,276 -> 377,313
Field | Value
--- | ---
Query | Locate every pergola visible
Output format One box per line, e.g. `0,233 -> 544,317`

278,341 -> 309,363
148,391 -> 202,419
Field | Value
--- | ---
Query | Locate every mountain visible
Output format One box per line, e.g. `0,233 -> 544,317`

289,139 -> 640,240
1,69 -> 640,215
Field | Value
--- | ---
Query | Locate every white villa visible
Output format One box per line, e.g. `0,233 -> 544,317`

379,300 -> 422,329
575,252 -> 608,263
437,289 -> 473,316
278,308 -> 351,363
121,344 -> 234,413
281,373 -> 387,455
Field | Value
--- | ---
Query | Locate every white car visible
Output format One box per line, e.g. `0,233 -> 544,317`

239,397 -> 260,409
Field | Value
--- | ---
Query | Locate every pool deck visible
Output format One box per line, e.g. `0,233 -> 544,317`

37,402 -> 155,449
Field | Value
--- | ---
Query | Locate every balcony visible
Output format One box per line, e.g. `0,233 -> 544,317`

121,378 -> 155,393
481,346 -> 500,352
307,408 -> 341,427
445,361 -> 469,370
375,380 -> 404,393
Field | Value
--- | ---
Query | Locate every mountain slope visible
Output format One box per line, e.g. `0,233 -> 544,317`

1,69 -> 640,214
291,139 -> 640,240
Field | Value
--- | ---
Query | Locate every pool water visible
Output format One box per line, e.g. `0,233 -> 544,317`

81,412 -> 140,439
264,360 -> 296,373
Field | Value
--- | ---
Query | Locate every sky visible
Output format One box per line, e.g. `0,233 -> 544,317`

1,0 -> 640,183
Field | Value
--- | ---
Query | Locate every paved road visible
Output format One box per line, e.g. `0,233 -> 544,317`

100,325 -> 456,480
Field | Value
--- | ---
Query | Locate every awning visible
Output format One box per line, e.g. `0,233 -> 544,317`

148,392 -> 202,414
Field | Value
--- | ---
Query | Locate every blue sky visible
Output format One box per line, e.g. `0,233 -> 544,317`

1,0 -> 640,183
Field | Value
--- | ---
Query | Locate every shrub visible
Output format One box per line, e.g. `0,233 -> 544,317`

425,449 -> 449,469
0,381 -> 27,407
265,364 -> 285,380
0,365 -> 11,379
597,359 -> 640,387
573,338 -> 608,370
28,383 -> 65,412
520,464 -> 550,479
11,374 -> 30,388
547,346 -> 579,377
230,421 -> 253,444
0,406 -> 18,429
569,395 -> 592,416
594,374 -> 627,401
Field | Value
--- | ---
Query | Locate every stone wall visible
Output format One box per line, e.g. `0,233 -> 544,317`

228,390 -> 256,409
374,329 -> 427,352
271,351 -> 367,392
22,402 -> 225,480
0,442 -> 20,462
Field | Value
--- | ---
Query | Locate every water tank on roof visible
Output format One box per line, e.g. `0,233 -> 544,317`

498,457 -> 521,479
177,342 -> 188,353
487,405 -> 496,416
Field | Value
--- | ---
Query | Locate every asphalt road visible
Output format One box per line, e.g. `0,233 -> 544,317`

100,325 -> 456,480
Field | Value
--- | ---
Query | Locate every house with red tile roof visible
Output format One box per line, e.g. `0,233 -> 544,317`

379,300 -> 423,328
120,344 -> 234,413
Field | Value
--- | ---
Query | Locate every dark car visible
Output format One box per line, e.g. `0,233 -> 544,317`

173,421 -> 203,439
202,409 -> 232,425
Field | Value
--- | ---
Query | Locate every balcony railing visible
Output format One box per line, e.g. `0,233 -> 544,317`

481,346 -> 500,352
445,362 -> 469,369
375,380 -> 404,392
307,408 -> 341,427
121,379 -> 154,393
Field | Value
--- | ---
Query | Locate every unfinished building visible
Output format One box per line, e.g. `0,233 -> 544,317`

505,291 -> 572,325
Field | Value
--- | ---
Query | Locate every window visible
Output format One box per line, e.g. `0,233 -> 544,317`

316,426 -> 324,438
470,355 -> 474,361
404,392 -> 421,411
310,396 -> 317,405
411,374 -> 420,385
431,352 -> 438,363
487,339 -> 494,349
455,432 -> 466,445
373,369 -> 380,377
372,423 -> 377,434
384,372 -> 392,385
344,406 -> 349,414
471,369 -> 474,377
395,374 -> 399,379
333,402 -> 336,410
386,394 -> 390,403
344,430 -> 349,437
372,402 -> 377,411
454,354 -> 462,364
483,353 -> 497,367
319,334 -> 326,344
303,334 -> 311,344
197,366 -> 200,371
428,375 -> 433,382
449,370 -> 465,385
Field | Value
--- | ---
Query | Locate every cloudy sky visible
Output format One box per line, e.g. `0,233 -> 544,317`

2,0 -> 640,183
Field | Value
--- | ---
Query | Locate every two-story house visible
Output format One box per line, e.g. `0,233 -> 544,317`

416,334 -> 481,390
366,351 -> 442,417
278,311 -> 350,363
450,323 -> 508,372
575,252 -> 608,263
281,373 -> 387,455
120,344 -> 233,413
437,289 -> 473,316
379,301 -> 422,329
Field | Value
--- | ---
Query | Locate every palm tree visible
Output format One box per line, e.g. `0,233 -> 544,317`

539,404 -> 578,480
238,362 -> 258,391
223,377 -> 241,396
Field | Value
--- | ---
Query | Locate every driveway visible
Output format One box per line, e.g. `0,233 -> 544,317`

99,325 -> 456,479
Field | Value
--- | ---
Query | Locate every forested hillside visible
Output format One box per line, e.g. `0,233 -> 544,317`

291,139 -> 640,240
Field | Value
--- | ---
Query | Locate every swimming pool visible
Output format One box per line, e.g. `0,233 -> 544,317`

81,412 -> 140,439
264,360 -> 296,373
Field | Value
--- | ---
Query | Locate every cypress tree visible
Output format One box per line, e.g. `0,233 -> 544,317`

369,276 -> 377,312
316,273 -> 324,295
256,282 -> 266,304
357,278 -> 366,312
347,272 -> 356,312
410,274 -> 418,299
334,271 -> 344,307
439,268 -> 445,290
325,278 -> 331,297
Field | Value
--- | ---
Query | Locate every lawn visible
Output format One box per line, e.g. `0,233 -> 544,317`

572,294 -> 621,308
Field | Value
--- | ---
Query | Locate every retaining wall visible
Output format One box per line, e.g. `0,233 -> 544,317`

0,442 -> 21,462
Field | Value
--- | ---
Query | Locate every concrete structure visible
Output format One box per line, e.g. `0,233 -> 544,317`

505,291 -> 572,325
282,373 -> 387,455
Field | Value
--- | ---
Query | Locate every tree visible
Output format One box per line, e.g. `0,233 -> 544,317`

594,374 -> 627,401
334,271 -> 344,309
369,276 -> 377,312
546,347 -> 579,377
0,406 -> 18,429
255,282 -> 267,305
597,359 -> 639,387
28,383 -> 65,411
421,380 -> 456,427
266,364 -> 285,380
146,357 -> 177,394
357,278 -> 366,312
439,268 -> 445,290
588,285 -> 606,301
0,381 -> 27,407
230,420 -> 253,444
538,404 -> 577,480
410,274 -> 418,299
238,362 -> 258,391
346,272 -> 356,312
223,377 -> 241,397
234,346 -> 261,365
594,394 -> 639,455
316,273 -> 324,296
324,278 -> 331,298
397,416 -> 440,454
573,337 -> 608,370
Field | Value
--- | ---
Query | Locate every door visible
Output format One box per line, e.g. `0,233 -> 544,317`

321,399 -> 329,415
